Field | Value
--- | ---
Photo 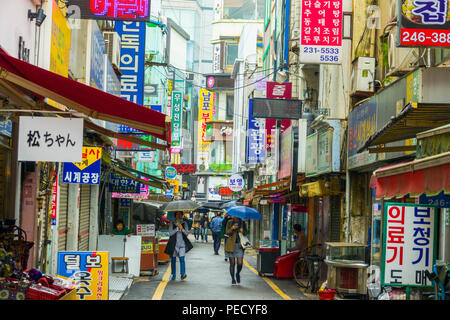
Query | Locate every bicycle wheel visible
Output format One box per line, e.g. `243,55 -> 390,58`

293,258 -> 310,288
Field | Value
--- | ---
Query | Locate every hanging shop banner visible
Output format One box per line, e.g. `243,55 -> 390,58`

57,251 -> 109,300
278,125 -> 293,179
299,0 -> 343,64
247,99 -> 266,163
317,128 -> 333,175
172,164 -> 196,175
198,88 -> 213,152
51,170 -> 58,226
171,91 -> 183,147
347,99 -> 377,169
266,82 -> 292,99
381,203 -> 438,288
397,0 -> 450,47
213,43 -> 222,73
305,133 -> 318,177
228,174 -> 244,192
67,0 -> 151,22
62,147 -> 102,185
49,0 -> 72,111
111,179 -> 149,199
90,22 -> 105,90
115,20 -> 146,134
109,173 -> 141,193
18,117 -> 83,162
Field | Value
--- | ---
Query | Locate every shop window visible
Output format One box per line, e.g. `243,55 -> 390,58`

223,0 -> 265,20
226,43 -> 239,67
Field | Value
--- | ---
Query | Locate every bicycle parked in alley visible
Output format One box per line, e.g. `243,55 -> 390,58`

292,243 -> 325,293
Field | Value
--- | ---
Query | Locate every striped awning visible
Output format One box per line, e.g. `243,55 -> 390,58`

357,102 -> 450,153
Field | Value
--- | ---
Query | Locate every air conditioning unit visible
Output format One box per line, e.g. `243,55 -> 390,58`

351,57 -> 375,94
103,31 -> 121,66
387,29 -> 417,77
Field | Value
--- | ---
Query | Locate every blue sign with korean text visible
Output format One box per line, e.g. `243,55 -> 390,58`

109,173 -> 141,193
247,99 -> 266,163
90,22 -> 105,90
62,147 -> 102,185
419,191 -> 450,208
0,118 -> 12,137
115,21 -> 146,133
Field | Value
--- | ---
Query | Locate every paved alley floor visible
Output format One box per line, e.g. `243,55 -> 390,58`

121,235 -> 314,300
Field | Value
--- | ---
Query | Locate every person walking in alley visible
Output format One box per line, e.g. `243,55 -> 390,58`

165,212 -> 193,280
221,212 -> 231,261
200,213 -> 209,243
210,212 -> 224,255
225,216 -> 248,285
192,212 -> 202,242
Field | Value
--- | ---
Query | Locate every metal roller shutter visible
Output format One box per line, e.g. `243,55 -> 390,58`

329,195 -> 341,242
78,184 -> 91,251
58,183 -> 69,252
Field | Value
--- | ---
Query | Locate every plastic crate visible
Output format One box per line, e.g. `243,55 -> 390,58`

26,284 -> 65,300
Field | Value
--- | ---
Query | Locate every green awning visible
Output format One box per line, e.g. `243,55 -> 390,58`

358,102 -> 450,153
111,160 -> 169,190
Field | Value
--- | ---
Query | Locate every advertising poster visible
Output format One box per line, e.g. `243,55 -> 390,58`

57,251 -> 109,300
397,0 -> 450,47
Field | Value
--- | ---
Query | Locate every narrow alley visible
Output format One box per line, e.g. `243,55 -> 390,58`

122,234 -> 311,301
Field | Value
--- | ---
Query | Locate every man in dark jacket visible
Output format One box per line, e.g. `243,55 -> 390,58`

200,213 -> 209,243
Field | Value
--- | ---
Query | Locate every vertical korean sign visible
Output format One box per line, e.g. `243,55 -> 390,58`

57,251 -> 109,300
247,99 -> 266,163
172,91 -> 183,147
49,0 -> 71,110
197,89 -> 213,164
299,0 -> 343,64
381,203 -> 438,288
115,21 -> 146,134
51,170 -> 58,226
397,0 -> 450,47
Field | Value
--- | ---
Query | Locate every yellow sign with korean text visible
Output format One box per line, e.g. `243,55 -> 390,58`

57,251 -> 109,300
49,0 -> 71,110
73,147 -> 102,171
167,179 -> 180,194
198,89 -> 213,151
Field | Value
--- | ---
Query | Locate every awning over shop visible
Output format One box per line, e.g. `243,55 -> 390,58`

299,177 -> 341,197
358,102 -> 450,153
370,151 -> 450,199
0,49 -> 170,141
110,161 -> 170,190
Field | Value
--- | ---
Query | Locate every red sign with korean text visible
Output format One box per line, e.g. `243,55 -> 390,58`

300,0 -> 343,64
266,82 -> 292,100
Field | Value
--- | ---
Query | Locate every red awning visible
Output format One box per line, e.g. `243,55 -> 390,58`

370,152 -> 450,199
0,49 -> 170,141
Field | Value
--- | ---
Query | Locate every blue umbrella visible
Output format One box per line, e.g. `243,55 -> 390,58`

225,206 -> 262,220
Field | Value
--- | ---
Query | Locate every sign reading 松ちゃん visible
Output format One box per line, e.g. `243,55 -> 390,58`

18,117 -> 83,162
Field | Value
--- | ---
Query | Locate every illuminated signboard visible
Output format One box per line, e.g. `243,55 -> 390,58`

67,0 -> 151,22
397,0 -> 450,47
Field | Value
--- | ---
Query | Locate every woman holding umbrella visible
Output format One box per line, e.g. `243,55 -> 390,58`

164,211 -> 193,280
224,216 -> 248,285
224,206 -> 262,285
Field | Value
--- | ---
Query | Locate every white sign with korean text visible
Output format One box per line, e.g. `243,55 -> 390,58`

18,117 -> 83,162
228,174 -> 244,192
136,224 -> 155,237
382,203 -> 437,287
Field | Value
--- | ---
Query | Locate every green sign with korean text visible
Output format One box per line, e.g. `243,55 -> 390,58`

171,91 -> 183,147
